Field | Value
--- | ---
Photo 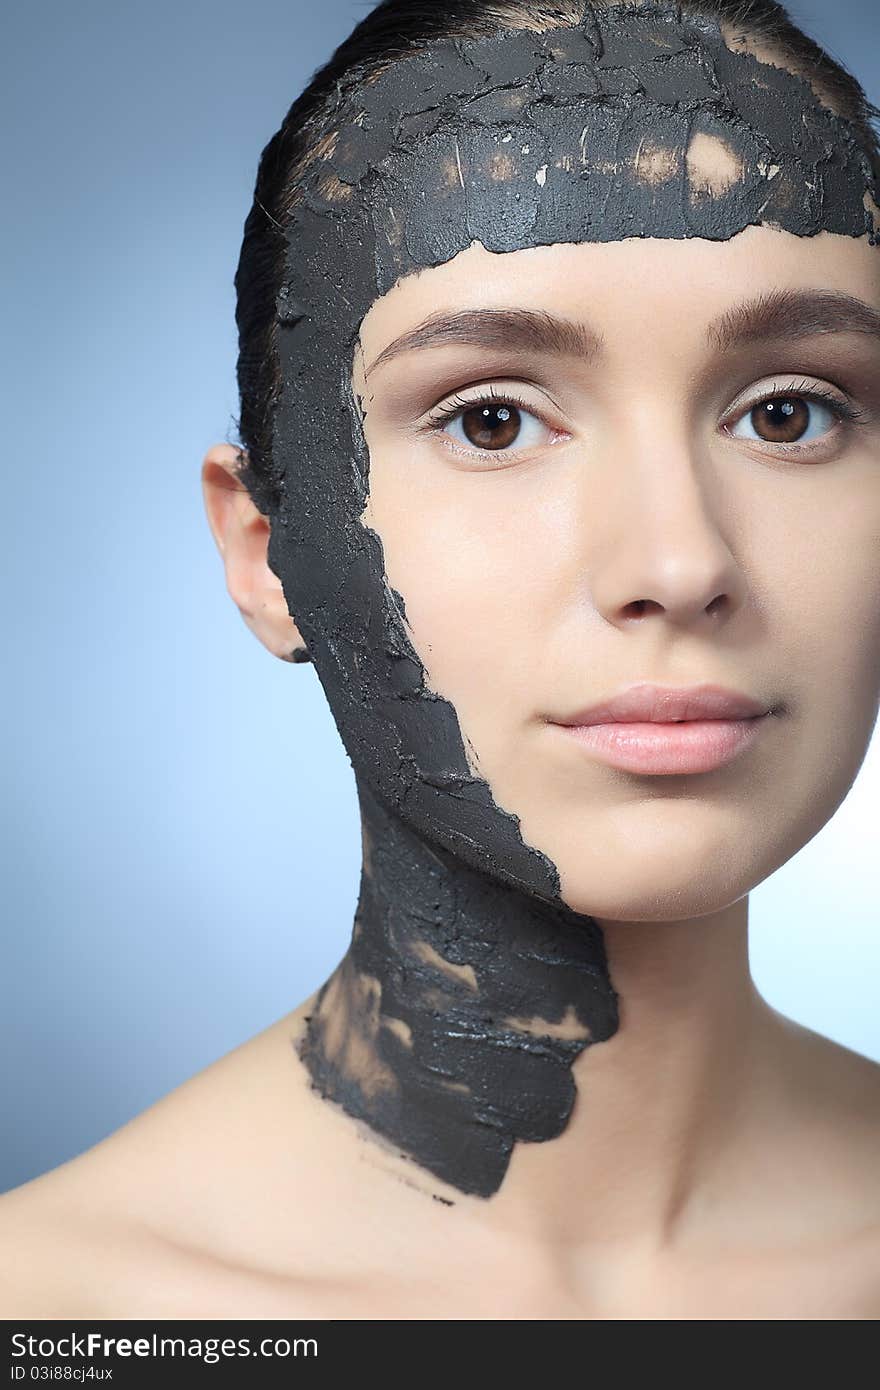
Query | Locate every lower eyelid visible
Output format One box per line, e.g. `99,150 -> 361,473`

438,427 -> 563,461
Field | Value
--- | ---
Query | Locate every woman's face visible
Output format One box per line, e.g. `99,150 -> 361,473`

353,226 -> 880,920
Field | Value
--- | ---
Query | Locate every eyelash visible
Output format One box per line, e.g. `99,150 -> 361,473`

732,378 -> 868,445
424,385 -> 545,448
421,379 -> 869,459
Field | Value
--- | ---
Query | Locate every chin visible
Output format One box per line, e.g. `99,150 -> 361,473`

554,849 -> 764,923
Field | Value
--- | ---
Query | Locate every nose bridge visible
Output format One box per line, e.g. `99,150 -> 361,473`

587,397 -> 745,625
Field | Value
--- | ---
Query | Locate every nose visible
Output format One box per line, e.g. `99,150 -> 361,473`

586,417 -> 748,631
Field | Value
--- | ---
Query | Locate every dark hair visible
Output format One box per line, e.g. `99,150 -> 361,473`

231,0 -> 880,517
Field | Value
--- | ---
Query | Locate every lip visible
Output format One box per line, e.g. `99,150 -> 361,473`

549,683 -> 777,776
555,683 -> 771,726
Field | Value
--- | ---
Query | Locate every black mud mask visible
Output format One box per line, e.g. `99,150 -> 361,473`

264,4 -> 878,1198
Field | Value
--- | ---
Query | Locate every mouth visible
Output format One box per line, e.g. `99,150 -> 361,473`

552,713 -> 773,776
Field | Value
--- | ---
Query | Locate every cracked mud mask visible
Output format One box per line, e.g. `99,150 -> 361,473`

265,5 -> 879,1198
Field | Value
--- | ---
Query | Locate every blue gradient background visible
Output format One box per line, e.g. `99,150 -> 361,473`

2,1 -> 878,1195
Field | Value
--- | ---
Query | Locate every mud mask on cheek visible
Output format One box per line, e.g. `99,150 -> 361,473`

265,5 -> 878,1198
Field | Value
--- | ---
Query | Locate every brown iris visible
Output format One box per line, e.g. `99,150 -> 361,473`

461,402 -> 522,450
750,396 -> 811,444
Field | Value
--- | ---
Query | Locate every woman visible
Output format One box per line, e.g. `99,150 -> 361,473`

2,0 -> 880,1318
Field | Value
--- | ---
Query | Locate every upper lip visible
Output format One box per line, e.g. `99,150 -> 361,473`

553,683 -> 772,726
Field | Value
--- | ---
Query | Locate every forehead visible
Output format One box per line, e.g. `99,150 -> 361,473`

287,8 -> 876,326
355,228 -> 880,377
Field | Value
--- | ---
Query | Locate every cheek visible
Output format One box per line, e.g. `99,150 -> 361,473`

362,447 -> 576,746
801,500 -> 880,733
751,469 -> 880,786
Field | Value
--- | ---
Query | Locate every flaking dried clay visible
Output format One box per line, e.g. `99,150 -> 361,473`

257,5 -> 879,1199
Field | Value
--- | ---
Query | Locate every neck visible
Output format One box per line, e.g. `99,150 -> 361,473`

493,909 -> 768,1247
298,777 -> 618,1198
297,779 -> 768,1235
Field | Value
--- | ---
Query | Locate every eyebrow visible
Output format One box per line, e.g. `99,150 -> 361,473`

707,288 -> 880,353
363,289 -> 880,376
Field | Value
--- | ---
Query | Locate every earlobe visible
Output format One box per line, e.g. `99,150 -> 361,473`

201,443 -> 308,663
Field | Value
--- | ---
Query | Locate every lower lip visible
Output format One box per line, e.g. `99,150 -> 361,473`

554,716 -> 769,775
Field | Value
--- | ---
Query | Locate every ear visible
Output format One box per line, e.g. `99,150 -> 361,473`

201,443 -> 308,662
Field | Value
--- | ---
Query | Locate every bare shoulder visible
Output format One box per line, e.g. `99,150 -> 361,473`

766,1009 -> 880,1242
0,1169 -> 167,1318
773,1009 -> 880,1136
0,1170 -> 329,1320
0,1003 -> 342,1318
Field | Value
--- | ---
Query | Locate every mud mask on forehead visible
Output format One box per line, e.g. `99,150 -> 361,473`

266,5 -> 878,1198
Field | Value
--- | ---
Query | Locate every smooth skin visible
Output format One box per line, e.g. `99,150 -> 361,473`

2,225 -> 880,1319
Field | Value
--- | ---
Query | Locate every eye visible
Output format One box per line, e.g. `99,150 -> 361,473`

726,380 -> 864,450
425,387 -> 560,457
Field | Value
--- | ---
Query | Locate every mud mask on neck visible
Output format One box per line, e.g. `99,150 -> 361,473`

266,4 -> 878,1198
